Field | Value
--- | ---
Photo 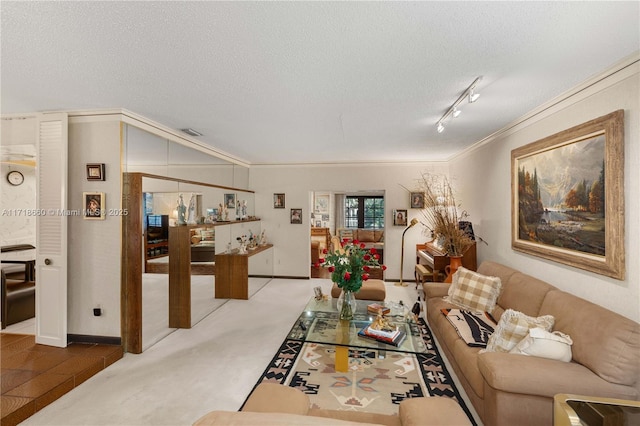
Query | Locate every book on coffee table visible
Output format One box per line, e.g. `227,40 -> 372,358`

367,303 -> 390,315
358,325 -> 407,347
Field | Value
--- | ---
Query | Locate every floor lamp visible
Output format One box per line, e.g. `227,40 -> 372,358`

396,218 -> 419,287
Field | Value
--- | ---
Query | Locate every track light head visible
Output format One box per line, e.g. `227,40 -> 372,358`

435,76 -> 481,135
180,128 -> 203,137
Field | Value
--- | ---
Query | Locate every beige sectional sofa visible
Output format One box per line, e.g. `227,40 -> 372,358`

194,383 -> 472,425
424,261 -> 640,426
338,228 -> 384,251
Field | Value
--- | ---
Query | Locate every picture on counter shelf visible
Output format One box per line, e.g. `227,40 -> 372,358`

224,193 -> 236,210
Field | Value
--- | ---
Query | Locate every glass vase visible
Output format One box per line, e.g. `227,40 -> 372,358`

337,289 -> 357,320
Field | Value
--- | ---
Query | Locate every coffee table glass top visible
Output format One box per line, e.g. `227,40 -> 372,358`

287,297 -> 427,354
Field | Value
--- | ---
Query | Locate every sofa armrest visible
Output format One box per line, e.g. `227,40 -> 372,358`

478,352 -> 639,400
424,282 -> 449,299
242,383 -> 310,415
399,397 -> 472,426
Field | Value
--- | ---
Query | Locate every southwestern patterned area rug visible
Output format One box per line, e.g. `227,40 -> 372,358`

245,319 -> 477,424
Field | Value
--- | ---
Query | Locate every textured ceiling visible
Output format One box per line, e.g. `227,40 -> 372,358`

1,1 -> 638,165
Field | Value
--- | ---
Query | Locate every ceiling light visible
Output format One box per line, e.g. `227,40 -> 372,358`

435,76 -> 482,133
469,89 -> 480,103
180,128 -> 203,137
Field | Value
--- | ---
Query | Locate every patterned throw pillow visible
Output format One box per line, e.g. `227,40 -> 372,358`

482,309 -> 555,353
447,267 -> 502,313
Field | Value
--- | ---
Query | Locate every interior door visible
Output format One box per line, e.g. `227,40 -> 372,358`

35,112 -> 68,347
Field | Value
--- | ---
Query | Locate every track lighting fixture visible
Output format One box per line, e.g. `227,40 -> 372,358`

180,128 -> 203,137
469,89 -> 480,103
435,76 -> 482,133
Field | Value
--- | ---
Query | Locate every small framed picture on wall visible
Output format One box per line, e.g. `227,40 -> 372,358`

290,208 -> 302,224
84,192 -> 105,220
393,209 -> 407,226
274,193 -> 285,208
86,163 -> 105,181
410,192 -> 424,209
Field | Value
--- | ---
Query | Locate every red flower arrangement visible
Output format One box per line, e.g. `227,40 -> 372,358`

316,239 -> 386,293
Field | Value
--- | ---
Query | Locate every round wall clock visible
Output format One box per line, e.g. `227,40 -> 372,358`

7,170 -> 24,186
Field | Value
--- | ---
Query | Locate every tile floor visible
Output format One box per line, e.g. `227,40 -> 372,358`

2,278 -> 478,425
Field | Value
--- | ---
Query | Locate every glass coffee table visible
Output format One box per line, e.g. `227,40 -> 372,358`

287,297 -> 427,371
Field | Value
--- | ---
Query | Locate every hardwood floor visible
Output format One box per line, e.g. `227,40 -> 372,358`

0,333 -> 123,426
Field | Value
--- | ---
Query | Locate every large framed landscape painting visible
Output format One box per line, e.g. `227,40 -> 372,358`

511,110 -> 624,280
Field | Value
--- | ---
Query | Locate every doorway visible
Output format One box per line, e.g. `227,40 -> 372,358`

309,191 -> 385,279
1,118 -> 38,333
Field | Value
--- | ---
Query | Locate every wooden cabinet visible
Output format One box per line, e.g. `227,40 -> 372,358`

145,240 -> 168,259
311,227 -> 331,249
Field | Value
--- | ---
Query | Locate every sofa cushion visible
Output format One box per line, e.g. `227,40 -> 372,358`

482,309 -> 554,353
339,229 -> 354,241
496,272 -> 557,319
399,396 -> 472,426
452,338 -> 485,398
309,409 -> 398,426
357,230 -> 376,242
374,230 -> 384,242
242,382 -> 310,415
509,328 -> 573,362
539,290 -> 640,387
447,267 -> 502,313
476,261 -> 518,286
478,351 -> 637,400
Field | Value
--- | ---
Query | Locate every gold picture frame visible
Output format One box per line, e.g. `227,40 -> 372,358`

83,192 -> 105,220
511,110 -> 624,280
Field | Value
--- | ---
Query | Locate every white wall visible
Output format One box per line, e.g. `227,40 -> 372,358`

67,119 -> 123,336
249,163 -> 449,279
450,63 -> 639,322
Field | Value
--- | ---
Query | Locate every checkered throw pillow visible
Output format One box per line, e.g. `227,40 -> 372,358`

482,309 -> 555,353
447,267 -> 502,313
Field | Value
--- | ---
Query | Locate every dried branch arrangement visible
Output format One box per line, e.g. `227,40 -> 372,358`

414,173 -> 472,256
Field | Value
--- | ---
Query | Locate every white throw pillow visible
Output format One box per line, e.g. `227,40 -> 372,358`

509,327 -> 573,362
447,267 -> 502,313
482,309 -> 555,353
